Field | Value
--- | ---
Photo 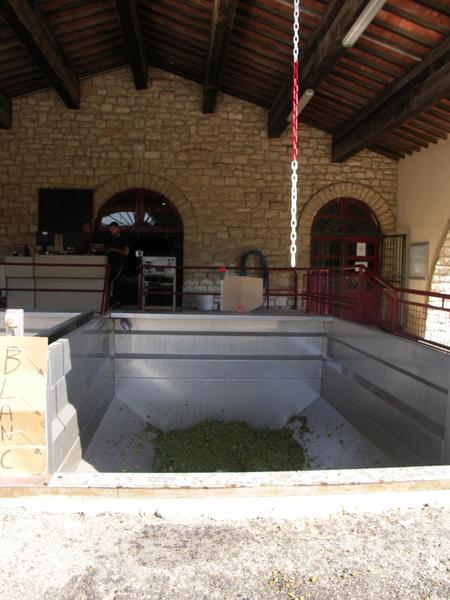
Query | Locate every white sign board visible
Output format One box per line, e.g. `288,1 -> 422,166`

409,242 -> 429,280
356,242 -> 367,256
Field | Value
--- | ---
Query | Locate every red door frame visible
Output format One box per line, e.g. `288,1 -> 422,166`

310,198 -> 381,272
309,198 -> 381,319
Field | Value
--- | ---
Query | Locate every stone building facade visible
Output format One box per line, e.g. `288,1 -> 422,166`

0,67 -> 398,297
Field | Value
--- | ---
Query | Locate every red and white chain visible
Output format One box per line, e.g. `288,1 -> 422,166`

290,0 -> 300,268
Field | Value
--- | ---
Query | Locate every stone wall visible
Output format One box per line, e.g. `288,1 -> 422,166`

431,223 -> 450,296
425,221 -> 450,346
0,67 -> 398,301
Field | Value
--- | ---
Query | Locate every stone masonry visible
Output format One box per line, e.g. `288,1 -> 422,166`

0,67 -> 398,301
426,221 -> 450,345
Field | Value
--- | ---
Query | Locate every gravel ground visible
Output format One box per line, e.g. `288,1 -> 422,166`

0,504 -> 449,599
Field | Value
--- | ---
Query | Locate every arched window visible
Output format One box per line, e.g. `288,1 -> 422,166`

98,192 -> 136,228
96,189 -> 182,234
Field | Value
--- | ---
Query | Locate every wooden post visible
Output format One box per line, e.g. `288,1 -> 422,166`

0,94 -> 12,129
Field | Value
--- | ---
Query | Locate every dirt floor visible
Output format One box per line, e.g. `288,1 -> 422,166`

0,504 -> 449,599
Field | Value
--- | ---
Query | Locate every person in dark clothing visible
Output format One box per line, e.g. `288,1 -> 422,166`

107,222 -> 129,307
80,222 -> 94,254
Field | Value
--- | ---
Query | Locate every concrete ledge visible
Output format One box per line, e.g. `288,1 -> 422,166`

0,466 -> 449,500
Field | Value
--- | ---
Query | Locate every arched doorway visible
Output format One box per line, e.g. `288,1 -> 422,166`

95,188 -> 183,306
310,198 -> 381,272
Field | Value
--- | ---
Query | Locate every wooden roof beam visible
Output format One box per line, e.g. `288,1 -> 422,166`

114,0 -> 148,90
0,93 -> 12,129
335,38 -> 450,143
333,39 -> 450,162
203,0 -> 239,114
0,0 -> 79,108
268,0 -> 369,138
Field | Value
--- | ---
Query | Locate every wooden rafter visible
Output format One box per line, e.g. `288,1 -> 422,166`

203,0 -> 239,114
333,39 -> 450,162
268,0 -> 369,138
114,0 -> 148,90
413,1 -> 450,18
0,93 -> 12,129
335,38 -> 450,143
0,0 -> 79,108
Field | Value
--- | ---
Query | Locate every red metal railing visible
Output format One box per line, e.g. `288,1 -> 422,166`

303,265 -> 450,350
7,260 -> 444,349
137,264 -> 301,311
3,259 -> 447,350
138,263 -> 450,350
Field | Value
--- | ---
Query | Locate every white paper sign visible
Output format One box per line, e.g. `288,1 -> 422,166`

356,242 -> 366,256
409,242 -> 429,280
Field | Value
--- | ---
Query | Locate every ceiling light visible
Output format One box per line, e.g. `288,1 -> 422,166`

342,0 -> 387,48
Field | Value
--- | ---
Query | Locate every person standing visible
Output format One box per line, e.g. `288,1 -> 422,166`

107,221 -> 129,307
80,222 -> 94,254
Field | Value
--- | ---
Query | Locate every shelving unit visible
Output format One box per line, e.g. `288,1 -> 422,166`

142,256 -> 176,311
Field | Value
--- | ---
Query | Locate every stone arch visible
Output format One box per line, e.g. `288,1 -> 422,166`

94,172 -> 195,227
429,220 -> 450,293
425,220 -> 450,346
297,182 -> 395,267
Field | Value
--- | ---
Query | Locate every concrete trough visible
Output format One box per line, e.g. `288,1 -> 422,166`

1,311 -> 450,514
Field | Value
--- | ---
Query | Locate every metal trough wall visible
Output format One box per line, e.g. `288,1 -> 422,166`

46,314 -> 113,473
323,319 -> 450,466
0,311 -> 109,476
113,314 -> 327,432
42,313 -> 450,474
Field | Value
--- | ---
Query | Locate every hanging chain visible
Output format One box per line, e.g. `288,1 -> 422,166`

290,0 -> 300,268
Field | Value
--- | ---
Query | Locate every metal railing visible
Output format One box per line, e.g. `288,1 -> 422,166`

2,260 -> 448,350
303,265 -> 450,350
138,263 -> 450,351
137,264 -> 302,311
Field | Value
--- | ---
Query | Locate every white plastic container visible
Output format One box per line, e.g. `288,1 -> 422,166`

5,308 -> 24,336
197,294 -> 214,311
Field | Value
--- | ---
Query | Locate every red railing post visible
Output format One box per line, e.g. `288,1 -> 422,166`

293,268 -> 298,310
304,271 -> 310,313
357,266 -> 363,323
391,288 -> 398,334
323,269 -> 330,316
